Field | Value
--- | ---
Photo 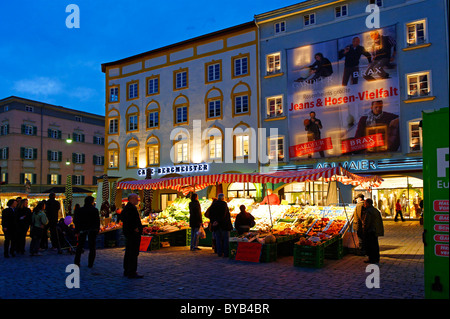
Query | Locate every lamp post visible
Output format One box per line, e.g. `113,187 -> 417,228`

66,134 -> 73,144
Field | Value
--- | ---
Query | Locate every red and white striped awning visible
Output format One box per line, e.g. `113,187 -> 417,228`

116,166 -> 383,195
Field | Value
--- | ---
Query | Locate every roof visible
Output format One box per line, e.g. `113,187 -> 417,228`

101,21 -> 256,72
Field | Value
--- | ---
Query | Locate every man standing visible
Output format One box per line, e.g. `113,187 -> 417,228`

209,193 -> 232,258
121,194 -> 144,278
73,196 -> 100,268
363,30 -> 396,81
260,189 -> 280,206
338,36 -> 372,86
2,199 -> 18,258
363,198 -> 384,264
44,193 -> 61,253
188,193 -> 202,251
353,194 -> 366,256
304,111 -> 325,158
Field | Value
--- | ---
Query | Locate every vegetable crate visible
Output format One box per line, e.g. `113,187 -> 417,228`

260,243 -> 277,263
324,237 -> 345,260
293,243 -> 325,268
158,228 -> 190,247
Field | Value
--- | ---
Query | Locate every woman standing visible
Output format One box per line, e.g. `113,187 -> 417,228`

30,201 -> 49,256
15,199 -> 32,254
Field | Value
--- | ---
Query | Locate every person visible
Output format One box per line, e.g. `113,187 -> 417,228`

260,189 -> 280,206
73,196 -> 100,268
338,36 -> 372,86
304,111 -> 325,158
362,198 -> 384,264
2,199 -> 18,258
30,201 -> 48,256
73,204 -> 81,217
354,100 -> 400,152
363,30 -> 396,81
353,194 -> 366,256
208,193 -> 232,257
394,199 -> 405,222
121,194 -> 144,279
43,193 -> 61,253
295,53 -> 333,83
205,198 -> 218,253
15,198 -> 32,255
234,205 -> 255,235
188,193 -> 203,251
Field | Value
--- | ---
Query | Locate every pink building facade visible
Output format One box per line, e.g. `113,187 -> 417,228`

0,96 -> 105,194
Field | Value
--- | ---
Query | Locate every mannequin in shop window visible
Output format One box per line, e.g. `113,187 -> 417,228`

400,194 -> 407,217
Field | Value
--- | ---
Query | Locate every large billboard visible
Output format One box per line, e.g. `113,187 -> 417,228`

287,26 -> 400,159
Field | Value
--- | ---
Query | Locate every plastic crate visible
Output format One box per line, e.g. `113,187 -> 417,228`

294,243 -> 324,268
277,239 -> 296,256
260,243 -> 277,263
198,228 -> 213,247
324,237 -> 345,260
229,241 -> 238,259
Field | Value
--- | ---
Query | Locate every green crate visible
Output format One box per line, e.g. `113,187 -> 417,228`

260,243 -> 277,263
229,241 -> 238,259
149,235 -> 160,251
294,243 -> 324,268
324,237 -> 345,260
199,228 -> 213,246
277,239 -> 296,256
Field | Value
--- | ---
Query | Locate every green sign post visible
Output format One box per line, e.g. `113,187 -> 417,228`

422,107 -> 449,299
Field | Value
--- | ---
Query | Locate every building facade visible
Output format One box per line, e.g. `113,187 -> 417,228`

101,22 -> 262,209
255,0 -> 449,217
0,96 -> 105,196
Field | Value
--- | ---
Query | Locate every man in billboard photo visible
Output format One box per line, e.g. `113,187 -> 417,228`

304,111 -> 325,158
338,36 -> 372,86
363,30 -> 396,81
354,100 -> 400,152
294,53 -> 333,84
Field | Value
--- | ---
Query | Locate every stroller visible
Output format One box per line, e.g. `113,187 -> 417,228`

57,218 -> 77,254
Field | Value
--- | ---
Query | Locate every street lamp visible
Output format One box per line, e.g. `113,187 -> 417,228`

66,158 -> 71,165
66,134 -> 73,144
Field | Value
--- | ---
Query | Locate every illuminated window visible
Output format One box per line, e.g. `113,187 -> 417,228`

174,132 -> 189,163
235,135 -> 249,157
409,121 -> 422,152
266,96 -> 283,118
126,140 -> 139,168
108,150 -> 118,168
146,137 -> 159,166
268,137 -> 285,162
407,72 -> 431,98
207,129 -> 222,161
266,53 -> 281,75
406,20 -> 427,47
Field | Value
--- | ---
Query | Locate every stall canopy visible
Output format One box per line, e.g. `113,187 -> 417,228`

116,166 -> 383,195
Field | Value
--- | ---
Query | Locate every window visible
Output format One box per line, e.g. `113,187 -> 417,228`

409,121 -> 422,152
50,174 -> 59,185
73,132 -> 85,142
93,155 -> 104,166
176,106 -> 188,124
73,153 -> 85,164
0,123 -> 9,136
407,72 -> 431,98
268,137 -> 285,162
75,116 -> 82,122
208,100 -> 221,119
266,96 -> 283,118
407,20 -> 427,47
235,135 -> 249,157
24,173 -> 34,184
108,150 -> 119,168
109,86 -> 119,102
235,95 -> 249,115
146,137 -> 159,166
93,136 -> 105,145
73,175 -> 84,185
233,55 -> 249,77
25,105 -> 34,112
48,128 -> 61,139
22,147 -> 36,160
335,5 -> 348,18
147,111 -> 159,129
369,0 -> 382,7
266,53 -> 281,75
109,118 -> 119,134
49,150 -> 61,162
147,76 -> 159,95
207,130 -> 222,161
22,124 -> 36,136
126,140 -> 139,168
206,62 -> 221,83
0,147 -> 8,160
128,114 -> 138,131
127,81 -> 139,100
304,13 -> 316,26
174,69 -> 188,90
173,132 -> 189,163
275,21 -> 286,34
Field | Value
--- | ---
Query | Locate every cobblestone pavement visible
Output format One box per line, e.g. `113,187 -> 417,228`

0,221 -> 424,300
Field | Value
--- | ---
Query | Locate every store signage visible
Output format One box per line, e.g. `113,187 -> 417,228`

341,133 -> 384,153
316,159 -> 377,171
235,242 -> 262,263
434,234 -> 449,243
289,137 -> 333,157
137,163 -> 209,177
435,244 -> 449,257
433,200 -> 449,212
434,224 -> 449,233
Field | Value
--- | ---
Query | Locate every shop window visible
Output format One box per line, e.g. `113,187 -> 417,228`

406,20 -> 427,47
409,121 -> 422,152
228,182 -> 256,199
407,71 -> 431,98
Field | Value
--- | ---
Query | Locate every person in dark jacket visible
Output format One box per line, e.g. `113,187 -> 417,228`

2,199 -> 18,258
189,193 -> 203,251
15,198 -> 32,254
121,194 -> 144,279
353,194 -> 366,256
209,193 -> 232,257
338,36 -> 372,86
234,205 -> 255,235
363,198 -> 384,264
304,111 -> 325,158
295,53 -> 333,84
43,193 -> 61,252
73,196 -> 100,268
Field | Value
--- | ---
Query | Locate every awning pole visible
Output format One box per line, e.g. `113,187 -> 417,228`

335,173 -> 357,249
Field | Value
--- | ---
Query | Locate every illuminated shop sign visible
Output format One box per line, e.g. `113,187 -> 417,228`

314,157 -> 423,172
137,163 -> 209,177
316,159 -> 377,171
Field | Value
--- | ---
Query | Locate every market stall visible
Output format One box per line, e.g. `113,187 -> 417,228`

116,166 -> 382,257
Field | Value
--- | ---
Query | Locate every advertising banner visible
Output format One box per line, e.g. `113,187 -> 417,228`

423,107 -> 449,299
287,26 -> 400,159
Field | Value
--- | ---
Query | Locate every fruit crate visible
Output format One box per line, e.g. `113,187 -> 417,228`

293,243 -> 325,268
260,243 -> 277,263
324,237 -> 345,260
277,239 -> 296,257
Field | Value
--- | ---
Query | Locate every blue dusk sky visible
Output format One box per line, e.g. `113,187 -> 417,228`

0,0 -> 302,116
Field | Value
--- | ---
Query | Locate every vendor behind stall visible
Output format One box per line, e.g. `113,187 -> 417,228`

234,205 -> 255,235
260,189 -> 280,206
